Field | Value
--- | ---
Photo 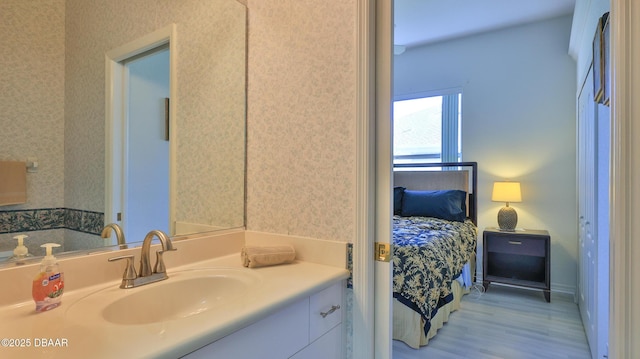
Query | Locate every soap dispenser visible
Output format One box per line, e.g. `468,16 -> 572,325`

9,234 -> 33,265
32,243 -> 64,312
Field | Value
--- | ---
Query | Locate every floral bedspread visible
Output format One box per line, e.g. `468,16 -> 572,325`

392,215 -> 477,334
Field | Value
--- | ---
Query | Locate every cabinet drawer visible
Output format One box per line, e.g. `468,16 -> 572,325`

309,282 -> 343,342
291,324 -> 343,359
487,236 -> 545,256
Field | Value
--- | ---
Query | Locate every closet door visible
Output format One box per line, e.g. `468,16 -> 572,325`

595,98 -> 610,359
577,65 -> 597,354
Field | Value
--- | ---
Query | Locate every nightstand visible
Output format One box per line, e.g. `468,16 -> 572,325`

482,228 -> 550,302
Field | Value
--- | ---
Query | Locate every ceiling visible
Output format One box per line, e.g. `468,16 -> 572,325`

394,0 -> 576,49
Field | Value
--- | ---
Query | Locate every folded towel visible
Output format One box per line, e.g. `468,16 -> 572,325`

0,161 -> 27,206
241,245 -> 296,268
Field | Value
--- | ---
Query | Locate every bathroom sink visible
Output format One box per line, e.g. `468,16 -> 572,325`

67,268 -> 261,326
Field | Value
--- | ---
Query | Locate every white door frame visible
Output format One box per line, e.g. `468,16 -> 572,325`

609,1 -> 640,357
373,0 -> 394,358
351,0 -> 376,358
353,0 -> 393,358
105,24 -> 178,236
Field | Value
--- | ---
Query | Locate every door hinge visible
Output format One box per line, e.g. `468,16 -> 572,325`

374,242 -> 392,262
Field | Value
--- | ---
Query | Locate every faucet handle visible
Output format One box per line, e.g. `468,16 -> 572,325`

153,248 -> 176,274
108,255 -> 138,289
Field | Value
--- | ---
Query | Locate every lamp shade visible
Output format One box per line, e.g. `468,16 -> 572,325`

491,181 -> 522,203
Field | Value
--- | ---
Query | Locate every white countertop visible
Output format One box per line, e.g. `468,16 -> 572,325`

0,254 -> 349,359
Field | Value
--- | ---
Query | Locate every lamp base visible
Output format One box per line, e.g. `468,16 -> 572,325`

497,206 -> 518,231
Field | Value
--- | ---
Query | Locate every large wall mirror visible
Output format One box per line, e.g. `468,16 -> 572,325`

0,0 -> 246,265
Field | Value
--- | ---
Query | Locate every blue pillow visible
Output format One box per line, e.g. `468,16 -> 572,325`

394,187 -> 405,215
401,189 -> 467,222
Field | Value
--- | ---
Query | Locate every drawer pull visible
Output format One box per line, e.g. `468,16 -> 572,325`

320,305 -> 341,318
508,241 -> 522,245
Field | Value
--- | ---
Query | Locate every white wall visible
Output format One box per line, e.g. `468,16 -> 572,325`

126,49 -> 170,241
569,0 -> 610,88
394,16 -> 578,293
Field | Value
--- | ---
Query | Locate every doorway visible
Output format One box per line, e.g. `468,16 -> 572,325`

356,2 -> 636,359
121,47 -> 170,241
105,25 -> 177,244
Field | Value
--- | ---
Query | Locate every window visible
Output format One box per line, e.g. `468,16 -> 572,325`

393,92 -> 462,164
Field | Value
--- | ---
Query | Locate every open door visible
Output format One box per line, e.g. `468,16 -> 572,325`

352,1 -> 394,358
374,0 -> 394,358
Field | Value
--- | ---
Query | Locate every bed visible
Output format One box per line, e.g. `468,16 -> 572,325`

392,162 -> 478,349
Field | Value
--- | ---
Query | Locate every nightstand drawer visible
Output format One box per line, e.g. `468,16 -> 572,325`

486,235 -> 545,257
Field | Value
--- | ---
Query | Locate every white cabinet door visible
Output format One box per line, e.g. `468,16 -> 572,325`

290,324 -> 343,359
184,299 -> 309,358
577,63 -> 609,359
183,282 -> 346,359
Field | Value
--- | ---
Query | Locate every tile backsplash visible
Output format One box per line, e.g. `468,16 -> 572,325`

0,208 -> 103,235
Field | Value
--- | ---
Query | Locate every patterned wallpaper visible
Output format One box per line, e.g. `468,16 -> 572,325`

64,0 -> 246,229
1,0 -> 246,252
246,0 -> 358,243
0,0 -> 70,252
0,0 -> 65,210
2,0 -> 357,246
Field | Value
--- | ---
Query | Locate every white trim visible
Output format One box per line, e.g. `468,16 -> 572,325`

168,26 -> 178,236
105,25 -> 174,62
104,56 -> 123,226
375,0 -> 394,358
353,1 -> 376,358
104,24 -> 177,234
441,93 -> 460,163
610,1 -> 640,357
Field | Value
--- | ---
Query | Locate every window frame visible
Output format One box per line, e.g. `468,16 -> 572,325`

393,89 -> 462,165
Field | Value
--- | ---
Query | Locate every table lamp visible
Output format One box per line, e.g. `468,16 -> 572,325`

491,181 -> 522,231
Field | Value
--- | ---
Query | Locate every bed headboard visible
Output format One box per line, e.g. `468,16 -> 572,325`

393,162 -> 478,225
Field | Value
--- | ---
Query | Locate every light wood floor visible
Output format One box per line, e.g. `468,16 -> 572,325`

392,284 -> 592,359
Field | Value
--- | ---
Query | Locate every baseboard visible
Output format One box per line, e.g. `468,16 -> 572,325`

474,270 -> 577,302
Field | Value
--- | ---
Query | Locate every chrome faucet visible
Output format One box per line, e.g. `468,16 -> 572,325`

139,229 -> 175,277
101,223 -> 127,249
108,229 -> 177,289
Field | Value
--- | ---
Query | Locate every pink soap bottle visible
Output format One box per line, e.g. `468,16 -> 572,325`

32,243 -> 64,312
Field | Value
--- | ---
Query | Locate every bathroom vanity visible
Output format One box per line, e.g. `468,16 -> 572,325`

186,282 -> 344,358
0,230 -> 349,358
